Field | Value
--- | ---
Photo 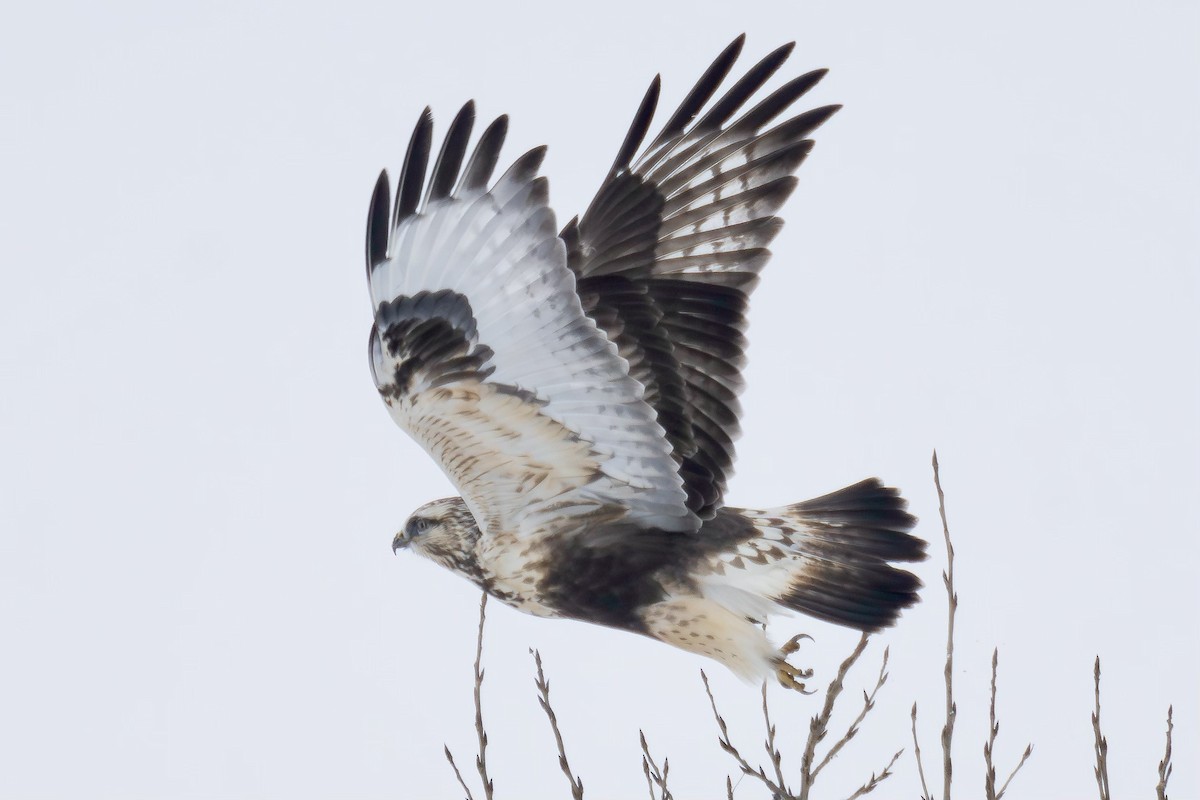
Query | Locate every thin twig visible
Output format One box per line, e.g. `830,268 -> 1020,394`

912,703 -> 931,800
933,450 -> 957,800
813,645 -> 889,778
798,633 -> 871,800
984,648 -> 1032,800
726,775 -> 735,800
639,730 -> 674,800
761,683 -> 790,796
642,755 -> 656,800
701,670 -> 791,799
996,745 -> 1032,800
532,649 -> 585,800
844,748 -> 904,800
472,594 -> 494,800
1091,657 -> 1111,800
444,745 -> 477,800
1157,705 -> 1174,800
984,649 -> 998,800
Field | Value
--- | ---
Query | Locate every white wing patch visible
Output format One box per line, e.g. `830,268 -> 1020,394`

367,108 -> 695,541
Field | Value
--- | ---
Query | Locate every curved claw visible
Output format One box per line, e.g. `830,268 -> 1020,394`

781,632 -> 814,656
775,632 -> 816,693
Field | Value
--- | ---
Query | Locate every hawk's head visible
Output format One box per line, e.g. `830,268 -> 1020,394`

392,497 -> 483,580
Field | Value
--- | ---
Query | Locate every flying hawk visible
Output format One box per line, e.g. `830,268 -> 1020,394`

367,36 -> 925,689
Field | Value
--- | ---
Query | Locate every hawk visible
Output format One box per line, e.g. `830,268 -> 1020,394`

366,36 -> 925,689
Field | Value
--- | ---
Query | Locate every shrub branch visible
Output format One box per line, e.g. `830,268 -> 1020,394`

912,703 -> 931,800
760,682 -> 791,795
702,670 -> 791,799
532,649 -> 585,799
1157,705 -> 1174,800
798,633 -> 872,799
639,730 -> 673,800
984,649 -> 1032,800
933,450 -> 958,800
813,643 -> 889,779
444,593 -> 493,800
844,748 -> 903,800
1091,657 -> 1111,800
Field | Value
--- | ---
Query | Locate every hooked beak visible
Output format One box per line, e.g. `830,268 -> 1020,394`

392,532 -> 411,554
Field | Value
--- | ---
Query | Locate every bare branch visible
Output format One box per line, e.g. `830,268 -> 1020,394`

814,644 -> 889,778
701,670 -> 792,799
466,593 -> 493,800
761,683 -> 790,796
997,745 -> 1032,800
912,703 -> 932,800
798,633 -> 871,799
984,649 -> 998,800
726,775 -> 735,800
444,745 -> 477,800
639,730 -> 674,800
983,648 -> 1032,800
843,748 -> 903,800
933,450 -> 957,800
532,649 -> 585,799
1157,705 -> 1174,800
642,755 -> 656,800
1091,657 -> 1111,800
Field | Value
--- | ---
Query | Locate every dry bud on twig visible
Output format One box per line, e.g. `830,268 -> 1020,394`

1157,705 -> 1173,800
444,593 -> 493,800
701,670 -> 791,799
1091,657 -> 1111,800
845,748 -> 904,800
761,683 -> 790,797
984,649 -> 1032,800
473,594 -> 494,800
797,633 -> 880,800
532,649 -> 585,800
911,703 -> 931,800
933,450 -> 957,800
639,730 -> 673,800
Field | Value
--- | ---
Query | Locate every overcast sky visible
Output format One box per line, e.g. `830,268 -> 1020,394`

2,1 -> 1197,798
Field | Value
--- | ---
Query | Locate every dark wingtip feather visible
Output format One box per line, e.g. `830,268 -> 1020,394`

801,103 -> 843,134
696,40 -> 795,132
459,114 -> 509,192
426,100 -> 476,204
498,144 -> 547,187
365,169 -> 390,274
609,75 -> 661,176
394,107 -> 433,225
647,35 -> 746,151
772,103 -> 842,143
737,68 -> 830,132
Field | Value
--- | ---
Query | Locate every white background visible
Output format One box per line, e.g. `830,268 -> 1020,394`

2,1 -> 1196,797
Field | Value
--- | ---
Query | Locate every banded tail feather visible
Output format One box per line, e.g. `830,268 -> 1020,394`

753,479 -> 925,631
641,479 -> 924,685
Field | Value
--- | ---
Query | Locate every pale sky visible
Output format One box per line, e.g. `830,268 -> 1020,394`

2,1 -> 1197,798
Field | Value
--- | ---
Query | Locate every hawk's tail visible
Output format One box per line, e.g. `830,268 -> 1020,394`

714,479 -> 926,633
776,479 -> 925,630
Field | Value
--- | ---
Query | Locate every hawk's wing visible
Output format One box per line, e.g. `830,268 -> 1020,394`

562,36 -> 840,519
366,104 -> 697,540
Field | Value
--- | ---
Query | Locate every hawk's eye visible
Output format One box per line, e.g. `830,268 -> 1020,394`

410,517 -> 432,535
